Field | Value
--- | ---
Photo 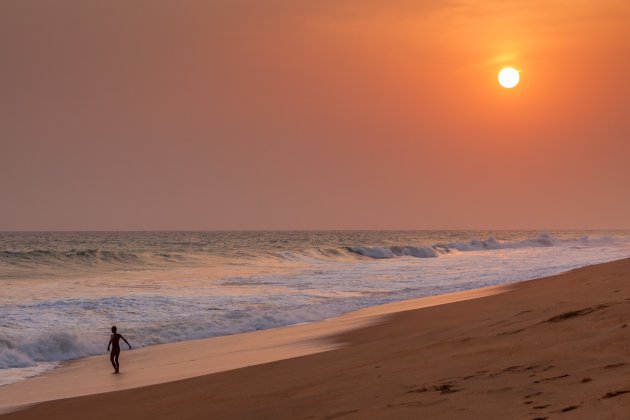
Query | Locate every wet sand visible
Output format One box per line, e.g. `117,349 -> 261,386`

3,258 -> 630,419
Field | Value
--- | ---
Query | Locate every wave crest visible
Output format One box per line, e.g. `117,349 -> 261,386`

346,234 -> 566,260
347,245 -> 439,259
1,234 -> 621,270
0,333 -> 99,369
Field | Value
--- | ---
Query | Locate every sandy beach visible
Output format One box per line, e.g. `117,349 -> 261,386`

3,258 -> 630,419
3,0 -> 629,418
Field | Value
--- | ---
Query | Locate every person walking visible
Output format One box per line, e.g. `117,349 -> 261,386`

107,326 -> 132,373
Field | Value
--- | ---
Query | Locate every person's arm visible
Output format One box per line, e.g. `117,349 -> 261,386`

107,335 -> 112,351
121,335 -> 132,349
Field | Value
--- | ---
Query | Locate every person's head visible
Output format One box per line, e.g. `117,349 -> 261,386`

111,326 -> 117,333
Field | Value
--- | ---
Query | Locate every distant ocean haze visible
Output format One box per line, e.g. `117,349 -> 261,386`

1,230 -> 629,385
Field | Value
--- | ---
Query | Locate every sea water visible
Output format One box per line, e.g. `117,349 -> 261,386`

1,230 -> 629,385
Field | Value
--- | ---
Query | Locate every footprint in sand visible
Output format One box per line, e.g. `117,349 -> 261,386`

559,405 -> 581,412
533,373 -> 569,384
602,390 -> 630,399
603,362 -> 625,369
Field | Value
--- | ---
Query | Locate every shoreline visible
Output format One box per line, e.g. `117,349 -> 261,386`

0,284 -> 506,414
3,257 -> 630,418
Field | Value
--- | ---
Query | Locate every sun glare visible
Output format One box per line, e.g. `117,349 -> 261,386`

498,67 -> 520,89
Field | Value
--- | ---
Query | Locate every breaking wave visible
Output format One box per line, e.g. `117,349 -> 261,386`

344,234 -> 611,260
0,333 -> 98,370
1,234 -> 622,273
347,245 -> 439,259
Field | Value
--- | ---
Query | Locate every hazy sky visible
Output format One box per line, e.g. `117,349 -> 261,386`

1,0 -> 629,230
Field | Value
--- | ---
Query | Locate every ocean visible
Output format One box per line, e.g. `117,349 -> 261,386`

1,230 -> 629,386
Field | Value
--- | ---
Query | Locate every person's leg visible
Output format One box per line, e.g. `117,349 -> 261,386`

114,348 -> 120,372
110,350 -> 117,371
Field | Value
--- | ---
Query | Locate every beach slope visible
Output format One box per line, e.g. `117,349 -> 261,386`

3,258 -> 630,419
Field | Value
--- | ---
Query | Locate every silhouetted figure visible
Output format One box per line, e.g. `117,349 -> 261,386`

107,326 -> 131,373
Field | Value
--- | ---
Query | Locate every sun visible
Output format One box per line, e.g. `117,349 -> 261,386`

498,67 -> 520,89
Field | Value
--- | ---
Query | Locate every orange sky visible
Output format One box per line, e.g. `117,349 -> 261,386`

1,0 -> 629,230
